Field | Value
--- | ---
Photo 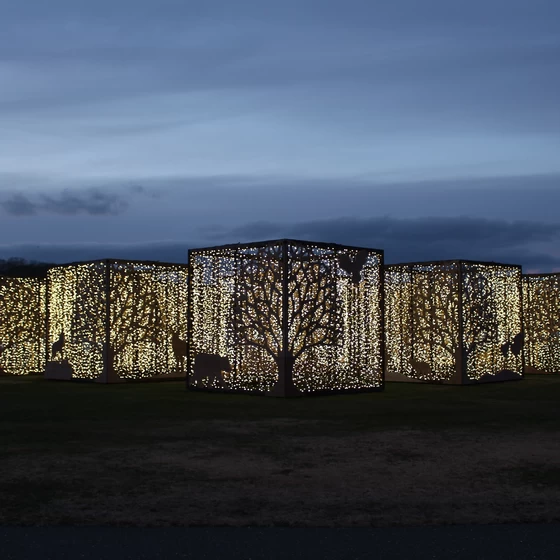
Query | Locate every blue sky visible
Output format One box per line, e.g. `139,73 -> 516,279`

1,0 -> 559,270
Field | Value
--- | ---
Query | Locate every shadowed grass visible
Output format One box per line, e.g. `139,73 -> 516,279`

1,375 -> 559,527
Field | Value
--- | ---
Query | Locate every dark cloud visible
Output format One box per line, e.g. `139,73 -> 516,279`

0,187 -> 139,216
1,216 -> 560,272
199,215 -> 560,270
142,171 -> 560,224
1,194 -> 37,217
0,241 -> 191,265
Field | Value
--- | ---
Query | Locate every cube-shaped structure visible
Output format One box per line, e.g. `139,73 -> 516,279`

384,260 -> 523,384
188,239 -> 384,396
0,275 -> 46,375
46,259 -> 188,383
523,274 -> 560,374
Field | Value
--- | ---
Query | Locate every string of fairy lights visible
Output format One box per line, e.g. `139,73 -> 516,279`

523,274 -> 560,374
47,260 -> 188,382
2,246 -> 558,386
188,241 -> 384,395
0,275 -> 46,375
385,263 -> 460,383
47,262 -> 106,379
462,264 -> 523,381
384,261 -> 524,384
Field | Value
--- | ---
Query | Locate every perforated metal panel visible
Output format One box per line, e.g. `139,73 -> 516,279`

46,259 -> 188,383
385,260 -> 523,384
523,274 -> 560,374
188,239 -> 384,396
0,276 -> 46,375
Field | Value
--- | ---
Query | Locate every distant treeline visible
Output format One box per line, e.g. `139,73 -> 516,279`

0,258 -> 53,278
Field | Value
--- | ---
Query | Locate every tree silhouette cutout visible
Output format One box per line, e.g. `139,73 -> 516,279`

49,261 -> 186,382
107,265 -> 165,379
68,264 -> 106,365
462,270 -> 498,358
406,268 -> 459,379
232,243 -> 343,395
524,276 -> 560,372
387,262 -> 521,384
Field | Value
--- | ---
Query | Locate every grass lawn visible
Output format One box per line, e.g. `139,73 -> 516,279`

1,375 -> 559,527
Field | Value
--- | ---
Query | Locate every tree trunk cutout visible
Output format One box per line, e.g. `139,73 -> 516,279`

232,243 -> 343,395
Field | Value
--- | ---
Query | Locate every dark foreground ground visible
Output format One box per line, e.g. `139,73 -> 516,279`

2,525 -> 560,560
1,376 -> 559,528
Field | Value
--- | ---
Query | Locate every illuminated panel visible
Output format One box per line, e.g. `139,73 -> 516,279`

108,261 -> 189,381
522,274 -> 560,374
189,242 -> 281,394
385,261 -> 522,384
384,267 -> 413,379
0,276 -> 46,375
46,260 -> 188,382
46,262 -> 106,380
288,241 -> 384,392
462,263 -> 523,382
384,262 -> 460,383
188,239 -> 384,396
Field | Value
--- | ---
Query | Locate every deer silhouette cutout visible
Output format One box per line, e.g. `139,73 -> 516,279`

338,250 -> 369,284
410,356 -> 432,377
51,331 -> 65,360
192,353 -> 231,387
501,331 -> 524,357
511,331 -> 524,356
171,331 -> 187,372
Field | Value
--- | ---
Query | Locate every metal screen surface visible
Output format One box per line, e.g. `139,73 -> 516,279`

0,276 -> 46,375
523,274 -> 560,374
189,241 -> 283,394
462,263 -> 523,381
46,260 -> 188,382
47,262 -> 107,380
385,261 -> 522,384
286,241 -> 383,392
188,239 -> 384,396
385,263 -> 460,383
108,261 -> 189,381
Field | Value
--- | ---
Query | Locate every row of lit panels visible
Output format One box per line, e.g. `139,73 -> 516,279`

1,253 -> 559,391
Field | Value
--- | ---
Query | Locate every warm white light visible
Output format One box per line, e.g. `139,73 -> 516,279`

523,274 -> 560,374
47,260 -> 188,381
188,241 -> 384,395
385,261 -> 523,383
0,276 -> 46,375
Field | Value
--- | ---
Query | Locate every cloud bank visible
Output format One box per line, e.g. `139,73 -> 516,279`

2,215 -> 559,272
0,185 -> 151,216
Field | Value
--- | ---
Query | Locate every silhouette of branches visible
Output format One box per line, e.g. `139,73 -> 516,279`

232,243 -> 341,363
109,264 -> 164,357
410,269 -> 458,358
69,263 -> 106,355
287,244 -> 341,360
233,244 -> 283,360
462,269 -> 497,356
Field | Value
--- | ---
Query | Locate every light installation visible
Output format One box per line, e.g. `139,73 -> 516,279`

46,259 -> 188,383
523,273 -> 560,374
384,260 -> 523,384
187,239 -> 384,396
0,275 -> 46,376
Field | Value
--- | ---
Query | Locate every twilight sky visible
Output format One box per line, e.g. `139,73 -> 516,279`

1,0 -> 559,270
